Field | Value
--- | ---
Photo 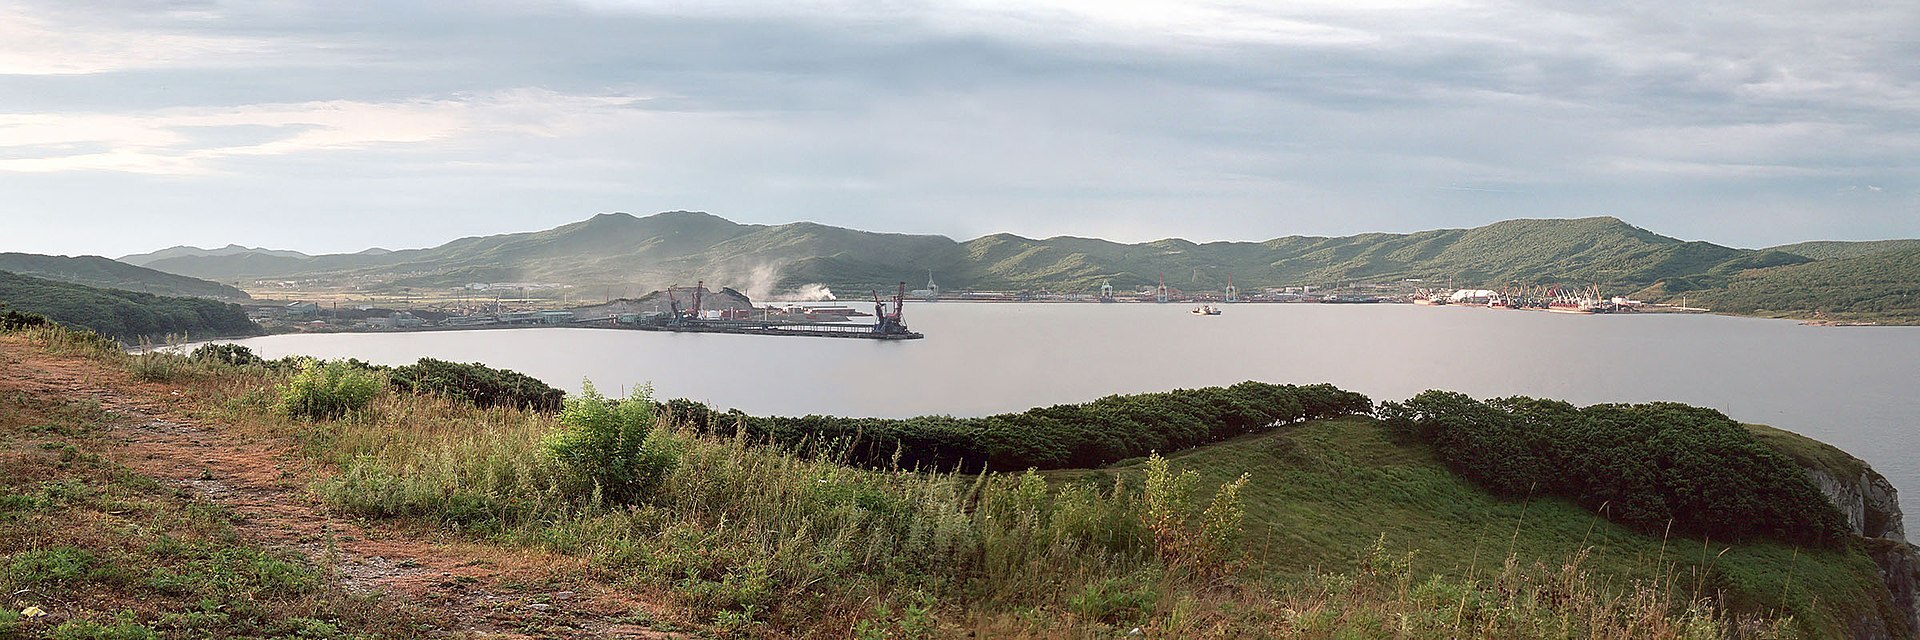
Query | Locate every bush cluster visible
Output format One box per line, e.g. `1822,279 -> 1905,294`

667,381 -> 1372,471
277,360 -> 382,421
388,358 -> 564,411
1379,391 -> 1849,547
189,343 -> 265,367
542,384 -> 680,503
1,308 -> 51,332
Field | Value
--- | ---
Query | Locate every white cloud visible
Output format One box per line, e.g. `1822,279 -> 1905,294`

0,89 -> 656,175
0,3 -> 295,75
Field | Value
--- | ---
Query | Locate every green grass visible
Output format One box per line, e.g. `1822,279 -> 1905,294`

1049,417 -> 1899,638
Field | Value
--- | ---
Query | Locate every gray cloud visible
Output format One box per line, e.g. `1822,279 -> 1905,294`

1,0 -> 1915,256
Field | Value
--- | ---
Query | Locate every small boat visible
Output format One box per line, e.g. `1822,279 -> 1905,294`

1191,305 -> 1222,316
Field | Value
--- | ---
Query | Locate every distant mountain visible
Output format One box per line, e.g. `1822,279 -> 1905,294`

0,253 -> 250,300
1768,239 -> 1920,261
121,210 -> 1920,322
128,212 -> 1798,295
119,244 -> 310,266
0,271 -> 260,340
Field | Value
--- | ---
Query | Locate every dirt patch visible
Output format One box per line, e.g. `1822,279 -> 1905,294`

0,336 -> 692,639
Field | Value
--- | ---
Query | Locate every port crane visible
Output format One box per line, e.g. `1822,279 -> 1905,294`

869,282 -> 913,336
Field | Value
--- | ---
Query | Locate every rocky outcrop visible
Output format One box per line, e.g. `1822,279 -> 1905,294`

1807,466 -> 1920,638
1811,468 -> 1909,541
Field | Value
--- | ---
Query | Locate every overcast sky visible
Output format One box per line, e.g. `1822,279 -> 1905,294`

3,0 -> 1916,257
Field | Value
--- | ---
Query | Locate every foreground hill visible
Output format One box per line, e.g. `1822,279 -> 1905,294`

3,323 -> 1914,637
1050,417 -> 1912,638
0,271 -> 259,341
0,253 -> 249,300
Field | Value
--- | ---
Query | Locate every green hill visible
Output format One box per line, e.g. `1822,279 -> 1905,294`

1693,247 -> 1920,322
1049,416 -> 1907,638
0,271 -> 260,340
0,253 -> 249,300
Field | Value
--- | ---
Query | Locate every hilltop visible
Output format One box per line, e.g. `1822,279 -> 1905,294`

0,253 -> 250,300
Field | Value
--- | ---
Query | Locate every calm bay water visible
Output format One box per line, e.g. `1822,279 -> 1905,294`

220,303 -> 1920,526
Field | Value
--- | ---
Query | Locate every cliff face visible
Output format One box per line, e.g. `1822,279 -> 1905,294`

1811,468 -> 1909,541
1808,467 -> 1919,638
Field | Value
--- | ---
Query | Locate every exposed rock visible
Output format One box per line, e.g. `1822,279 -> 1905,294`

1812,468 -> 1909,541
1805,465 -> 1920,638
1867,538 -> 1920,639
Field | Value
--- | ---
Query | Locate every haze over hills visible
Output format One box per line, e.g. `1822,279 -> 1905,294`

0,253 -> 250,300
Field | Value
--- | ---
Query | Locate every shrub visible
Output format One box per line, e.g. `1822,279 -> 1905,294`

544,384 -> 681,503
668,381 -> 1373,472
1381,391 -> 1849,547
1,308 -> 52,331
277,360 -> 382,421
189,343 -> 264,367
388,357 -> 563,411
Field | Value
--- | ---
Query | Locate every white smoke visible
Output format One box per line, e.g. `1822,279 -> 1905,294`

785,284 -> 836,301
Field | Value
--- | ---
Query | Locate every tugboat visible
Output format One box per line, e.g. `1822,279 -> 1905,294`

1190,305 -> 1222,316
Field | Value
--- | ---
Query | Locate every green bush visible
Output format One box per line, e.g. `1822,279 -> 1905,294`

277,360 -> 382,421
189,343 -> 264,367
1,307 -> 52,331
544,383 -> 681,503
389,357 -> 563,411
1379,391 -> 1849,546
666,381 -> 1372,471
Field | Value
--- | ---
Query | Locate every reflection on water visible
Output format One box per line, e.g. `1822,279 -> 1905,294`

219,303 -> 1920,528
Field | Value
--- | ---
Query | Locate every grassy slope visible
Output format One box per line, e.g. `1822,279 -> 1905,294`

0,253 -> 249,300
1051,417 -> 1899,637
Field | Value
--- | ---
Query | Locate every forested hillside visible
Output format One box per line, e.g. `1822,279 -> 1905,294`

1694,247 -> 1920,321
0,271 -> 259,340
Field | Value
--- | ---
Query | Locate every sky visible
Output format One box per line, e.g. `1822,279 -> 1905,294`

2,0 -> 1916,258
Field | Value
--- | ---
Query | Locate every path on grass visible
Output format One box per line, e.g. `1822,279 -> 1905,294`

0,337 -> 687,639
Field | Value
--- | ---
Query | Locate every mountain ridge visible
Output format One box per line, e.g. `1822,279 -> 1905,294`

112,211 -> 1920,321
0,253 -> 251,300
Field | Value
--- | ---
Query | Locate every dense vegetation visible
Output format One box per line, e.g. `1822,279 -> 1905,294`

0,271 -> 259,341
1692,247 -> 1920,321
1379,391 -> 1850,547
665,381 -> 1373,472
0,253 -> 249,299
1768,239 -> 1920,261
389,358 -> 565,411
